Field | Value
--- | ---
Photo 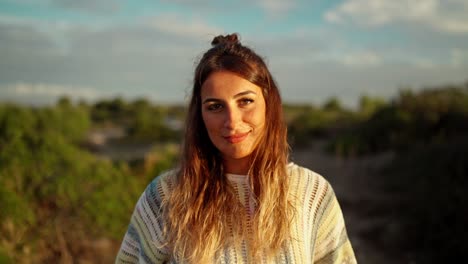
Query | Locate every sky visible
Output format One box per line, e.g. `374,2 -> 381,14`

1,0 -> 467,107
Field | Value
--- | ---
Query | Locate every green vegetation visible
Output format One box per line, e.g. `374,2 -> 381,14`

0,99 -> 181,262
379,140 -> 468,262
90,97 -> 184,142
286,82 -> 468,262
372,85 -> 468,262
327,85 -> 468,155
285,94 -> 387,149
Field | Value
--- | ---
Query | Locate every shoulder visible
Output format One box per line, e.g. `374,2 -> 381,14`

142,168 -> 178,204
287,162 -> 334,195
287,163 -> 347,229
287,163 -> 339,216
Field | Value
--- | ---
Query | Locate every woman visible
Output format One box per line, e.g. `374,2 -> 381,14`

116,34 -> 356,264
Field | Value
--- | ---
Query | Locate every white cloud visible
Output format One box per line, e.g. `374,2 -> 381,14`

147,14 -> 222,38
4,82 -> 100,99
325,0 -> 468,34
2,0 -> 120,13
0,14 -> 216,104
1,0 -> 47,5
325,0 -> 436,26
303,50 -> 383,67
434,16 -> 468,33
1,9 -> 467,107
51,0 -> 120,13
256,0 -> 296,16
324,12 -> 342,24
341,51 -> 382,67
414,59 -> 437,69
451,48 -> 468,66
158,0 -> 296,17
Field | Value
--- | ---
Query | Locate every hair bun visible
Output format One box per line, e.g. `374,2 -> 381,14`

211,33 -> 240,47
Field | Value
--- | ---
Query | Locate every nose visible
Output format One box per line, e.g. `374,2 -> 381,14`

224,106 -> 241,129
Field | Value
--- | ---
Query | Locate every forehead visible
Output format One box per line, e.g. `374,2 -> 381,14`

201,71 -> 263,98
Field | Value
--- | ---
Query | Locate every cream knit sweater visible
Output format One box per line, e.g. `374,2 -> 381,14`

116,163 -> 357,263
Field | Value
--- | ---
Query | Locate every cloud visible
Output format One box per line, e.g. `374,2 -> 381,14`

147,13 -> 223,38
158,0 -> 296,17
2,0 -> 120,14
0,82 -> 103,105
256,0 -> 296,17
5,82 -> 99,98
325,0 -> 468,34
1,11 -> 467,108
1,0 -> 47,5
0,14 -> 223,104
271,59 -> 468,107
451,48 -> 468,67
250,30 -> 383,68
247,30 -> 467,106
341,51 -> 382,67
413,59 -> 437,69
50,0 -> 120,13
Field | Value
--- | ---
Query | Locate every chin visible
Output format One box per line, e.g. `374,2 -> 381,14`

219,143 -> 257,161
220,149 -> 248,159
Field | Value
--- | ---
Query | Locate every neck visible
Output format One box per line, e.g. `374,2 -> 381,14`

223,156 -> 251,175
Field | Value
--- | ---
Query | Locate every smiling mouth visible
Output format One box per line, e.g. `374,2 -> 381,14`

224,132 -> 249,144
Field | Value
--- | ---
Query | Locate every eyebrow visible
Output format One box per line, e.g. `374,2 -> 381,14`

202,90 -> 257,104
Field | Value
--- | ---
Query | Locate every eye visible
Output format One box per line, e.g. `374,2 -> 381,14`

207,103 -> 223,112
239,98 -> 254,106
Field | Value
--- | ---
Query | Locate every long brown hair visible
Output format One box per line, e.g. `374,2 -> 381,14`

164,33 -> 292,262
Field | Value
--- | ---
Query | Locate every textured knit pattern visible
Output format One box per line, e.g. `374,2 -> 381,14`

116,163 -> 357,263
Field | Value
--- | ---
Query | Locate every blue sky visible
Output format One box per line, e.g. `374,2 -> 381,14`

1,0 -> 467,107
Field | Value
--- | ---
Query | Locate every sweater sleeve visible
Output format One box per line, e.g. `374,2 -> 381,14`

313,183 -> 357,264
115,176 -> 171,264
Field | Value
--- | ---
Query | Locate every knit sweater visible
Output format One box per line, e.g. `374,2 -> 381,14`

116,163 -> 357,263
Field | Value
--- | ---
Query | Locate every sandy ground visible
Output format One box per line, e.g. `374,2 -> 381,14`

291,140 -> 403,264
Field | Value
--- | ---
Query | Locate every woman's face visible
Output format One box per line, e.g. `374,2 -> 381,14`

201,71 -> 266,169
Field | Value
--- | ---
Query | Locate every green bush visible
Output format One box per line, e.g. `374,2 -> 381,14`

287,103 -> 357,147
0,185 -> 35,225
0,102 -> 144,260
329,84 -> 468,156
379,140 -> 468,262
0,247 -> 12,264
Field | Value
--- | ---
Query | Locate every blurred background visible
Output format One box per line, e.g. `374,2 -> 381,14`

0,0 -> 467,263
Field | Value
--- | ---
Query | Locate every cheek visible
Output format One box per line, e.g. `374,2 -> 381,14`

202,113 -> 218,133
250,107 -> 266,127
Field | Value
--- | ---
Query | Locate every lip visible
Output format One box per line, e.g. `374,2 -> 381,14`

224,132 -> 249,144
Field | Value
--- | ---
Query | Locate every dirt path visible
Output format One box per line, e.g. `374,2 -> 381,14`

291,140 -> 402,264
